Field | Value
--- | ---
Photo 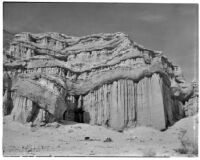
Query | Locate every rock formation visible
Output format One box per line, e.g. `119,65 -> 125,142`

184,81 -> 198,116
3,32 -> 197,130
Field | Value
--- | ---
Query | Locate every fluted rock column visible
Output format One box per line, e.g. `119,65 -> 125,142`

82,79 -> 137,130
11,95 -> 56,125
127,80 -> 136,127
11,96 -> 37,123
136,74 -> 166,130
117,80 -> 125,129
109,81 -> 117,128
81,74 -> 178,130
136,77 -> 151,127
103,84 -> 110,126
150,74 -> 166,129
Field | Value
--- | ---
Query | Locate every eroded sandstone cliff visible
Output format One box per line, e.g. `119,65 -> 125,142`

3,32 -> 197,130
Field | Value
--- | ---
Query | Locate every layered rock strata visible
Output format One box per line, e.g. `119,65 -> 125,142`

3,32 -> 197,130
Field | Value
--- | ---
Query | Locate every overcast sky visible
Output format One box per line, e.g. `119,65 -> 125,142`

3,2 -> 198,81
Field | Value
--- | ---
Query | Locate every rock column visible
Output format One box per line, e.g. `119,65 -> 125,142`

82,73 -> 174,130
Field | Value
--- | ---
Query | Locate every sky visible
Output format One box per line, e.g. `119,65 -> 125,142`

3,2 -> 198,81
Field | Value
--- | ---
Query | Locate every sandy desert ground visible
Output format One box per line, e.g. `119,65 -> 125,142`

3,115 -> 198,157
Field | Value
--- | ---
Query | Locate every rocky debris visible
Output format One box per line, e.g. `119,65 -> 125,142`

3,31 -> 197,130
45,122 -> 60,128
84,137 -> 90,140
84,137 -> 101,141
103,137 -> 113,142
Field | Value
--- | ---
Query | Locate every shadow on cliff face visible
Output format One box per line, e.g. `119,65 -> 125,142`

83,111 -> 90,123
62,108 -> 90,124
62,95 -> 91,124
3,95 -> 13,116
3,72 -> 13,116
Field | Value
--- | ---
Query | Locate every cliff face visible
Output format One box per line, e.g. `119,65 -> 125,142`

3,32 -> 196,130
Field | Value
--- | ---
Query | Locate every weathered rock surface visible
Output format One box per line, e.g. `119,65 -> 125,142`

3,32 -> 197,130
183,81 -> 198,117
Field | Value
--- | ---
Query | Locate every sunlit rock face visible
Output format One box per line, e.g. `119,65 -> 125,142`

3,32 -> 197,130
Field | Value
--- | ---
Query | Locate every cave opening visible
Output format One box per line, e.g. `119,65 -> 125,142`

63,95 -> 88,123
74,95 -> 84,123
74,107 -> 84,123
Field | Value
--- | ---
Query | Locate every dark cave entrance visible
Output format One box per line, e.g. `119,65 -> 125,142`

63,95 -> 90,123
74,108 -> 84,123
74,95 -> 84,123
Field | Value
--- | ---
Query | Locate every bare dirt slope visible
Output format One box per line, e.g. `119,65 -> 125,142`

3,115 -> 198,157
